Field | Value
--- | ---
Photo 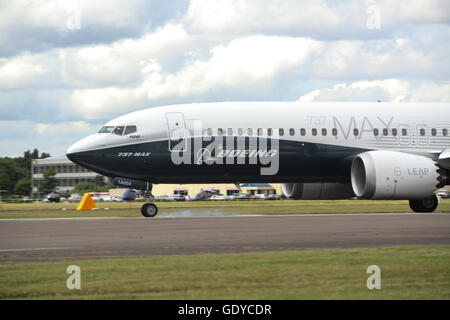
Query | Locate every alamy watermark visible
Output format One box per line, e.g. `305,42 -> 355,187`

366,0 -> 381,30
170,120 -> 280,176
366,265 -> 381,290
66,265 -> 81,290
66,1 -> 82,30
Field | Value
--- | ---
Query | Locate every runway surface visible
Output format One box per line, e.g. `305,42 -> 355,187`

1,213 -> 450,263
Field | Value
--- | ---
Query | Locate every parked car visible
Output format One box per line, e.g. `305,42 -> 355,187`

266,194 -> 282,200
253,194 -> 267,200
210,194 -> 226,200
237,193 -> 251,199
167,194 -> 186,201
437,190 -> 449,199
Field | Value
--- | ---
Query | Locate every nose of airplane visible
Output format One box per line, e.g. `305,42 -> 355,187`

66,134 -> 100,164
66,140 -> 85,165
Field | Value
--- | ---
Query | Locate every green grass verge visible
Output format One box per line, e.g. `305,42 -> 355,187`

0,246 -> 448,299
0,199 -> 449,219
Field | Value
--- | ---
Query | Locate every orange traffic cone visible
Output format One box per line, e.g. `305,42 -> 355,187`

76,193 -> 97,210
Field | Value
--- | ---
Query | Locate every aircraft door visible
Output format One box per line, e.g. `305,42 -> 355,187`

166,112 -> 187,151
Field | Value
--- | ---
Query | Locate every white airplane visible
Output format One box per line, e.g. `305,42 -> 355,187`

67,102 -> 450,217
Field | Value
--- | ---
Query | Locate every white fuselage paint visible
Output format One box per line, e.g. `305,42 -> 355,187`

67,102 -> 450,158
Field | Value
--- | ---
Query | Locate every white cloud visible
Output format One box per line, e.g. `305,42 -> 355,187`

297,79 -> 450,102
0,0 -> 187,56
67,35 -> 323,119
0,120 -> 102,156
185,0 -> 450,38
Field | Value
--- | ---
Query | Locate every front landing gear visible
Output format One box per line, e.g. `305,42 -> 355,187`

141,181 -> 158,218
409,195 -> 439,213
141,202 -> 158,217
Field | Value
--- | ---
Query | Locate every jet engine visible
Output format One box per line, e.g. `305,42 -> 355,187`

350,151 -> 447,200
281,182 -> 355,200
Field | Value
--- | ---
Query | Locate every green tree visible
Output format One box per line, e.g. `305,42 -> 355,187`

14,177 -> 31,196
38,170 -> 57,194
72,182 -> 110,194
0,159 -> 17,194
94,175 -> 106,188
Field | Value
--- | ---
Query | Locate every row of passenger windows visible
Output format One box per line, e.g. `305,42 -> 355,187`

98,125 -> 137,136
203,128 -> 449,137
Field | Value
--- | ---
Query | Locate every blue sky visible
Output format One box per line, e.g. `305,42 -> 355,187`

0,0 -> 449,157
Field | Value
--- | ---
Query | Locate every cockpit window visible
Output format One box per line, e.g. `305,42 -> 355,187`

124,125 -> 137,135
112,126 -> 125,135
98,126 -> 114,134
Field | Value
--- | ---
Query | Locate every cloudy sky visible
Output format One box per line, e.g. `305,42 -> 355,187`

1,0 -> 449,157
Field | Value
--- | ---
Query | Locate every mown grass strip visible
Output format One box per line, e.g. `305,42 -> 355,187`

0,246 -> 449,299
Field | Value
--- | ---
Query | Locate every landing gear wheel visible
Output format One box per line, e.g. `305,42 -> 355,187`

409,195 -> 438,213
141,203 -> 158,217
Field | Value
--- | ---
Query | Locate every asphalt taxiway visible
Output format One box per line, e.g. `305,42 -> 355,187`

0,213 -> 449,263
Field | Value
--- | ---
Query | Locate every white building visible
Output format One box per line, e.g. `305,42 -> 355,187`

31,156 -> 102,196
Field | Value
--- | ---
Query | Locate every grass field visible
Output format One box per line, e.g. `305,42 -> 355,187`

0,199 -> 449,219
0,246 -> 448,299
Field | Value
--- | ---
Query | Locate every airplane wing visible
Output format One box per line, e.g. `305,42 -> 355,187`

438,149 -> 450,169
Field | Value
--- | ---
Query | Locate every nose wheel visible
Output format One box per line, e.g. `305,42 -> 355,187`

141,185 -> 158,217
141,202 -> 158,217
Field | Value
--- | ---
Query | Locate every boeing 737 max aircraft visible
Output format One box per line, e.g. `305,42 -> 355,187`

66,102 -> 450,217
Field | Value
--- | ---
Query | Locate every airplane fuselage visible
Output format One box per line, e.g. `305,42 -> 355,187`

67,102 -> 450,185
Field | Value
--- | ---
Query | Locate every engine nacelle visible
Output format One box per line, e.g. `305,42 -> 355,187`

351,151 -> 446,200
112,177 -> 152,191
281,182 -> 355,200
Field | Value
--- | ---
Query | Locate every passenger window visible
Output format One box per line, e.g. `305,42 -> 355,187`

289,128 -> 295,136
279,128 -> 284,136
98,126 -> 114,134
321,128 -> 327,136
248,128 -> 253,136
112,126 -> 125,135
238,128 -> 243,136
392,128 -> 398,136
373,128 -> 379,136
353,128 -> 359,136
443,129 -> 448,136
311,128 -> 317,136
332,128 -> 337,136
420,128 -> 425,136
300,128 -> 306,136
267,128 -> 272,136
124,125 -> 137,135
227,128 -> 233,136
257,128 -> 263,136
383,128 -> 388,136
217,128 -> 223,136
207,128 -> 213,136
402,128 -> 408,136
431,128 -> 437,136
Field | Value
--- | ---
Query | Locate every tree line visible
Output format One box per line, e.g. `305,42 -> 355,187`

0,149 -> 111,198
0,149 -> 50,197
